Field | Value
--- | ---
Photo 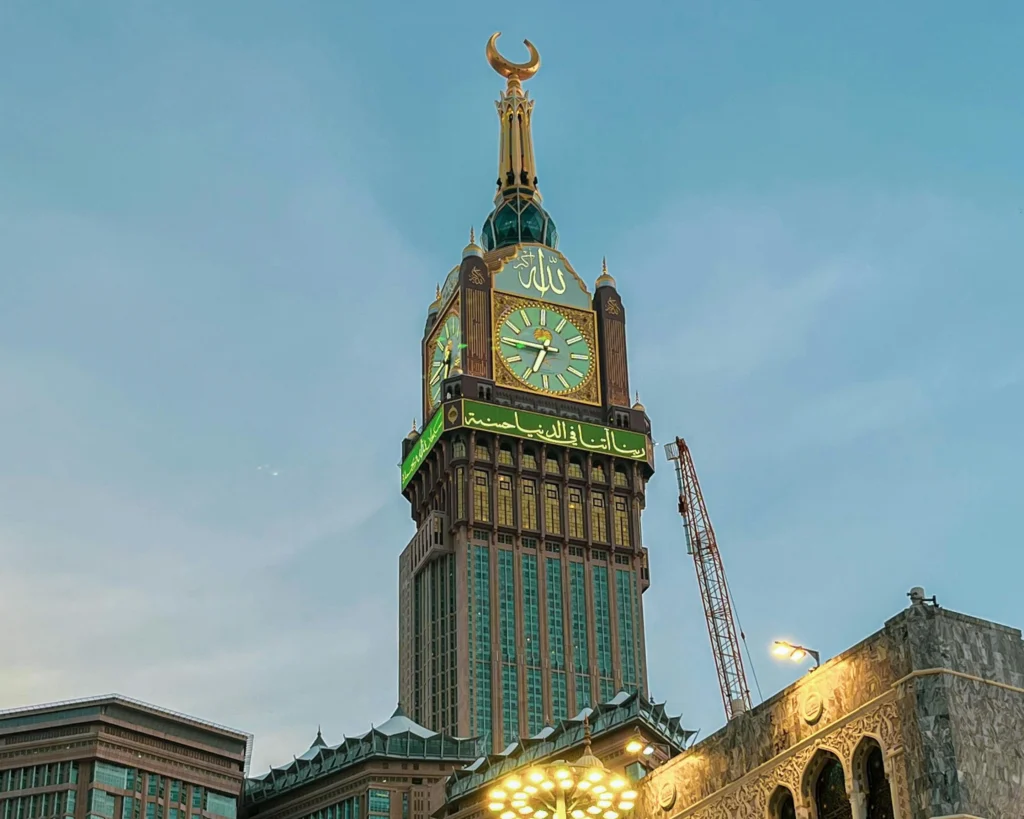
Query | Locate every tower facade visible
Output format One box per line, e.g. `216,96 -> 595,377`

399,34 -> 655,751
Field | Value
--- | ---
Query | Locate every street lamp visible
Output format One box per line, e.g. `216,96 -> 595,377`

772,641 -> 820,668
624,730 -> 656,758
486,726 -> 637,819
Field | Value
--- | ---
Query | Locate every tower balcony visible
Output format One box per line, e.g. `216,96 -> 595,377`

405,510 -> 452,577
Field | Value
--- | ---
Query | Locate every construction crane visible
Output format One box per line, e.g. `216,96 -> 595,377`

665,437 -> 753,721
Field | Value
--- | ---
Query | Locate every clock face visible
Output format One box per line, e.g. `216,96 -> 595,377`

497,304 -> 593,396
427,314 -> 461,410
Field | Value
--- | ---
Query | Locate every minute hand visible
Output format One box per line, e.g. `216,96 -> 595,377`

501,337 -> 560,352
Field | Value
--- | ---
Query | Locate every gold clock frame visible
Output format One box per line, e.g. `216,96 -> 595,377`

491,291 -> 601,406
425,296 -> 461,414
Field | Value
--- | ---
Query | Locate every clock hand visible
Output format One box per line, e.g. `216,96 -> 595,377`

532,346 -> 548,372
501,336 -> 560,354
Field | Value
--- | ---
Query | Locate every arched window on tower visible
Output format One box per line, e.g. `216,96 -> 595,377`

814,754 -> 853,819
545,453 -> 561,474
498,445 -> 514,467
475,440 -> 492,461
568,458 -> 584,479
453,437 -> 466,460
591,462 -> 606,483
522,448 -> 538,471
613,466 -> 629,488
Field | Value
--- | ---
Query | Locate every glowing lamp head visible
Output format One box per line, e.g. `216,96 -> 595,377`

541,781 -> 555,791
506,779 -> 522,792
501,813 -> 515,819
489,804 -> 504,813
625,739 -> 644,754
618,803 -> 633,811
773,642 -> 794,657
555,769 -> 570,780
790,648 -> 807,662
587,771 -> 604,783
577,781 -> 591,791
622,791 -> 638,801
490,791 -> 507,801
609,779 -> 626,791
642,745 -> 655,756
586,808 -> 601,816
528,771 -> 545,784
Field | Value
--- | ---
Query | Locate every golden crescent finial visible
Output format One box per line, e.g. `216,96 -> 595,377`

486,32 -> 540,81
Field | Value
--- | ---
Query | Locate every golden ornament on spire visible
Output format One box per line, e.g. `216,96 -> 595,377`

469,226 -> 476,244
486,32 -> 541,84
488,32 -> 542,200
596,256 -> 617,289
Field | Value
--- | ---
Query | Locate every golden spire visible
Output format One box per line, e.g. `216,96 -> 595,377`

487,33 -> 542,202
428,283 -> 441,313
596,256 -> 617,289
632,392 -> 646,412
469,226 -> 476,244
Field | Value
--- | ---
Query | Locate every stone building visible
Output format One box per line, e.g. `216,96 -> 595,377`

635,590 -> 1024,819
0,695 -> 250,819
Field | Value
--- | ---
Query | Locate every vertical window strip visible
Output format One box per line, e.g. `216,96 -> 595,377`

498,549 -> 518,745
592,565 -> 614,701
497,476 -> 515,526
613,496 -> 630,546
544,483 -> 562,535
522,554 -> 543,734
569,561 -> 591,709
474,470 -> 491,523
473,545 -> 492,744
567,488 -> 584,538
521,479 -> 538,529
615,569 -> 638,691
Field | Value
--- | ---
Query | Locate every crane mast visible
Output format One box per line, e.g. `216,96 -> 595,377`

666,437 -> 752,720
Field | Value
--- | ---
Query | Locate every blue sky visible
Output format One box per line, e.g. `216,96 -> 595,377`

1,1 -> 1022,773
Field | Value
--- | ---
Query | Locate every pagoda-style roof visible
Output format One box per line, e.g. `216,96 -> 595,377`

445,690 -> 695,802
244,706 -> 485,806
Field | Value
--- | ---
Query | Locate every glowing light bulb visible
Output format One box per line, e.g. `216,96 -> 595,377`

577,781 -> 591,791
528,771 -> 545,784
592,786 -> 607,795
507,779 -> 522,791
560,779 -> 573,789
541,782 -> 555,791
518,808 -> 533,816
489,804 -> 504,812
511,801 -> 526,809
604,811 -> 619,819
555,770 -> 570,780
622,792 -> 637,801
571,812 -> 585,819
618,803 -> 633,811
587,771 -> 604,783
490,791 -> 507,801
625,739 -> 643,754
790,649 -> 807,662
501,812 -> 515,819
609,779 -> 626,790
524,786 -> 537,795
587,808 -> 601,815
534,812 -> 548,819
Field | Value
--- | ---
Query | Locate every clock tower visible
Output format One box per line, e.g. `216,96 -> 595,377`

399,33 -> 654,751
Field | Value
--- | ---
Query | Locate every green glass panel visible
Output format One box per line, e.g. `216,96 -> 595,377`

520,204 -> 544,242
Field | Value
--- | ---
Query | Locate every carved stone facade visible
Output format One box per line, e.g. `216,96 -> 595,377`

637,597 -> 1024,819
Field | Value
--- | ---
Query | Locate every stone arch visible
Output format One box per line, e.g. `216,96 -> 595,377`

801,747 -> 853,819
767,785 -> 798,819
851,735 -> 895,819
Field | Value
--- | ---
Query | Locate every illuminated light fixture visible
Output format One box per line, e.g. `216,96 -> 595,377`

618,803 -> 633,811
480,717 -> 636,819
642,746 -> 655,757
624,738 -> 644,755
624,730 -> 655,758
771,641 -> 821,668
622,792 -> 638,801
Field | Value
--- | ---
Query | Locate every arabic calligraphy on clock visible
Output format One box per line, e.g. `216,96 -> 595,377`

513,248 -> 566,298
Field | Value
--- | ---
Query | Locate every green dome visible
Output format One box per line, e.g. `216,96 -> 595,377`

481,194 -> 558,252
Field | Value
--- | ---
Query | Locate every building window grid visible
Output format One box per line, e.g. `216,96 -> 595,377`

544,484 -> 562,535
567,489 -> 585,539
592,565 -> 615,701
497,476 -> 514,527
590,492 -> 608,542
613,496 -> 630,547
547,556 -> 569,721
522,554 -> 543,734
474,470 -> 491,523
567,460 -> 584,479
521,479 -> 538,530
498,549 -> 519,746
569,561 -> 591,708
615,568 -> 638,691
498,447 -> 514,466
471,545 -> 493,744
